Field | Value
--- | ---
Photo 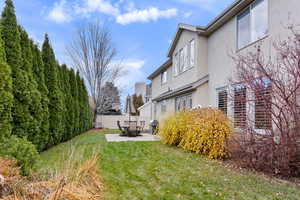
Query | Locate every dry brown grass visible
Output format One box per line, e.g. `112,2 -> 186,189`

0,155 -> 104,200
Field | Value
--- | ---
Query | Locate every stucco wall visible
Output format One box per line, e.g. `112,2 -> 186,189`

207,0 -> 300,113
194,83 -> 209,107
151,30 -> 209,100
96,115 -> 151,131
138,101 -> 153,119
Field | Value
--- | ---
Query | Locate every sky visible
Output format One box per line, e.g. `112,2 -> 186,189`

0,0 -> 234,104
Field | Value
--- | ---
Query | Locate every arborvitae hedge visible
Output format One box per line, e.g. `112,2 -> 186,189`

0,0 -> 92,173
0,27 -> 13,139
31,41 -> 50,150
70,68 -> 80,137
42,34 -> 65,146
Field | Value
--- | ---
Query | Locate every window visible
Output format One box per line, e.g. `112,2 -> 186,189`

190,39 -> 195,67
217,88 -> 228,115
174,53 -> 178,76
161,71 -> 167,84
234,85 -> 246,128
237,0 -> 268,49
183,45 -> 188,71
255,78 -> 272,129
161,100 -> 167,113
179,49 -> 184,72
173,39 -> 195,76
175,94 -> 193,112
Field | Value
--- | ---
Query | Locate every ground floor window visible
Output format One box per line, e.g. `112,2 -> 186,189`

217,88 -> 228,115
255,79 -> 272,129
175,94 -> 192,112
234,85 -> 246,128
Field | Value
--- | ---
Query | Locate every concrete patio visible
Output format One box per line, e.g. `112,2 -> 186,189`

105,133 -> 159,142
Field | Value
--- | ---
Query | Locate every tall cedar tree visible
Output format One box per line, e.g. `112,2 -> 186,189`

60,64 -> 73,141
70,68 -> 79,136
0,26 -> 13,139
56,61 -> 67,140
42,34 -> 64,146
19,26 -> 45,151
1,0 -> 34,138
31,41 -> 50,150
76,71 -> 84,133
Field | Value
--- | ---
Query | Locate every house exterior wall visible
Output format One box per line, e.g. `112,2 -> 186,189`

207,0 -> 300,117
150,30 -> 210,121
149,0 -> 300,123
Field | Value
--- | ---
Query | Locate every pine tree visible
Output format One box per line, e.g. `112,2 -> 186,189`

0,26 -> 13,139
69,68 -> 79,136
1,0 -> 34,138
31,41 -> 50,150
42,34 -> 64,145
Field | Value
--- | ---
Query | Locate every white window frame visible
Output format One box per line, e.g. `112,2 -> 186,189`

190,39 -> 195,67
237,0 -> 269,50
161,70 -> 167,85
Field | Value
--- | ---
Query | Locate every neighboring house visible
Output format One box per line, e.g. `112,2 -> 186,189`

148,0 -> 300,127
135,82 -> 152,103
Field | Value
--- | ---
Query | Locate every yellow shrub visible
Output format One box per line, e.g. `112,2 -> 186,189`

159,111 -> 192,146
159,107 -> 233,159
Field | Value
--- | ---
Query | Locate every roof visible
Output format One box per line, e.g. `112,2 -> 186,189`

147,59 -> 172,80
167,0 -> 254,57
152,75 -> 209,102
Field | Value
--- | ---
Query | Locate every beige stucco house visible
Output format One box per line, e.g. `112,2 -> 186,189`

148,0 -> 300,126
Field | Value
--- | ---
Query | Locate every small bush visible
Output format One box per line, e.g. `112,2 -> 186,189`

0,136 -> 39,175
160,108 -> 233,159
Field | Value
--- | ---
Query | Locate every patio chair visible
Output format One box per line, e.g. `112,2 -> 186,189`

128,121 -> 138,137
117,120 -> 127,136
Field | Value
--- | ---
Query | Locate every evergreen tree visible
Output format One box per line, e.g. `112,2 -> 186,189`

31,41 -> 50,150
19,26 -> 45,150
69,68 -> 79,136
42,34 -> 64,145
0,27 -> 13,139
1,0 -> 34,138
76,71 -> 84,133
60,64 -> 73,141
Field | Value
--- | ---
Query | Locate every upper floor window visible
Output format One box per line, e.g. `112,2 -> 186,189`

237,0 -> 268,49
161,70 -> 167,84
190,39 -> 195,67
173,39 -> 195,76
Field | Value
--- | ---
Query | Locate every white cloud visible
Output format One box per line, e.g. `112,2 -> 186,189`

75,0 -> 120,16
177,0 -> 219,12
47,0 -> 71,23
116,7 -> 178,25
183,12 -> 193,18
48,0 -> 177,25
115,59 -> 146,88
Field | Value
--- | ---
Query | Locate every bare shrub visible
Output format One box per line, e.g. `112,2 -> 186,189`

230,27 -> 300,176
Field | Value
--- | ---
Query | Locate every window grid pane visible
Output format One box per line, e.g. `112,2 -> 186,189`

255,85 -> 272,129
234,87 -> 246,128
218,90 -> 228,115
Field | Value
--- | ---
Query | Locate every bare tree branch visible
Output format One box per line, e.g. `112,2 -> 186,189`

66,22 -> 124,124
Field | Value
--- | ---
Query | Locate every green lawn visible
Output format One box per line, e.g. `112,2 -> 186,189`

36,130 -> 300,200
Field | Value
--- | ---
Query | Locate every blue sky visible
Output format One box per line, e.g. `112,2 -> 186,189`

1,0 -> 234,102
